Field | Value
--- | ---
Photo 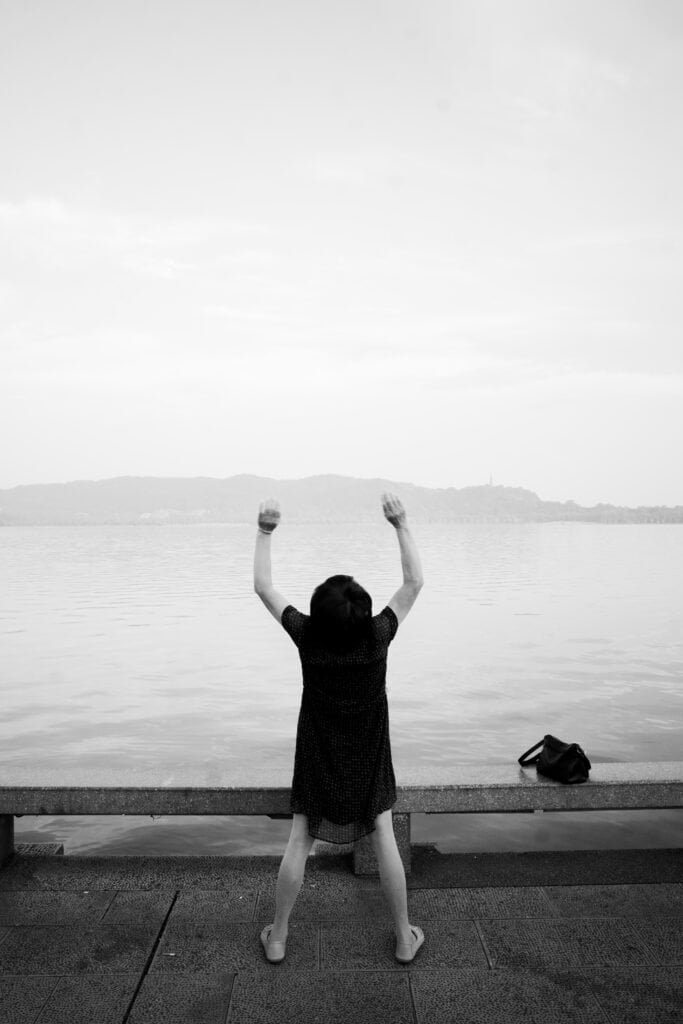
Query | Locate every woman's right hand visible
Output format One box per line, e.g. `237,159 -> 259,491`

258,499 -> 281,534
382,492 -> 407,528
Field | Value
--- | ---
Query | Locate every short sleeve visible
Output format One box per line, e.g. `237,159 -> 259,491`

281,605 -> 310,648
372,606 -> 399,646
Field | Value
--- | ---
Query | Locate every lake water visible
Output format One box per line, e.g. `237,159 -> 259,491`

2,522 -> 682,855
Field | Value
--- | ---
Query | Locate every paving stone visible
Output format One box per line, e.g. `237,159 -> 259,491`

305,856 -> 378,888
152,920 -> 319,972
405,886 -> 555,924
544,884 -> 683,919
411,968 -> 609,1024
478,918 -> 659,969
227,970 -> 414,1024
0,855 -> 283,892
256,886 -> 386,922
101,891 -> 175,925
321,920 -> 488,970
33,974 -> 139,1024
0,853 -> 366,893
581,966 -> 683,1024
0,890 -> 113,926
128,973 -> 235,1024
2,849 -> 680,892
170,890 -> 258,924
0,976 -> 58,1024
406,889 -> 473,919
408,848 -> 683,889
627,918 -> 683,965
463,886 -> 554,919
0,923 -> 158,974
1,851 -> 680,1023
254,865 -> 378,897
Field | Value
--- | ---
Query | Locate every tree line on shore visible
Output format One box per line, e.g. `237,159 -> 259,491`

1,474 -> 681,525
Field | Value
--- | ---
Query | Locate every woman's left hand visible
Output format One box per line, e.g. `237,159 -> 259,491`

258,499 -> 281,534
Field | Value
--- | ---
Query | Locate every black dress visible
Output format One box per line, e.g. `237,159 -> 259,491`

281,604 -> 399,843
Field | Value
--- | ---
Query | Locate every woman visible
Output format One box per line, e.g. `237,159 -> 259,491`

253,492 -> 424,964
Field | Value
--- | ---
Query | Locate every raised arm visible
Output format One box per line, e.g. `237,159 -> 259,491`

382,492 -> 424,624
253,499 -> 290,622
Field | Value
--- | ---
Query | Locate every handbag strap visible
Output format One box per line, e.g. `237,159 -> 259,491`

518,740 -> 544,767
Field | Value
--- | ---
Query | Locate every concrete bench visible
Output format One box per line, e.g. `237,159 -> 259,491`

1,762 -> 681,873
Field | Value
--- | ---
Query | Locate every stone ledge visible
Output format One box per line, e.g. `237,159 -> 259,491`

1,763 -> 680,816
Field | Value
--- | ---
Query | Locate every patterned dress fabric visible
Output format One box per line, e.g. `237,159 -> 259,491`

281,604 -> 399,843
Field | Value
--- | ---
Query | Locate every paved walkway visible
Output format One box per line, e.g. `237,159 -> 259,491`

0,847 -> 680,1023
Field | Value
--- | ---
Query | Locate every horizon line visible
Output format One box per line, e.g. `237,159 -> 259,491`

1,472 -> 681,511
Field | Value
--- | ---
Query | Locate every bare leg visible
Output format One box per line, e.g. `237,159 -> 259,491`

371,809 -> 413,945
270,813 -> 315,942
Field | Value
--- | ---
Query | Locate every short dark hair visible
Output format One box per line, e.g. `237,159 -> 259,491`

309,574 -> 372,648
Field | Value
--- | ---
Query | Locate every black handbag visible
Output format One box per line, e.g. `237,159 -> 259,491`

518,734 -> 591,784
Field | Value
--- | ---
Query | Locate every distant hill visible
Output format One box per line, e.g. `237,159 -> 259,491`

0,475 -> 681,525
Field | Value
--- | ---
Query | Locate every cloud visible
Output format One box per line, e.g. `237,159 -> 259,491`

0,197 -> 71,225
202,305 -> 285,324
531,225 -> 680,255
0,197 -> 269,279
120,254 -> 197,281
296,147 -> 454,188
465,366 -> 683,402
549,48 -> 631,102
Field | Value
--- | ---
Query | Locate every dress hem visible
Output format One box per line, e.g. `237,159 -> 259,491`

290,799 -> 397,844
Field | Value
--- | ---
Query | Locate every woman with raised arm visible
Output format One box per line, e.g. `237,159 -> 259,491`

253,492 -> 425,964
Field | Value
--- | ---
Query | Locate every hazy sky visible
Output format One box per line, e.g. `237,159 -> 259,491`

1,0 -> 682,505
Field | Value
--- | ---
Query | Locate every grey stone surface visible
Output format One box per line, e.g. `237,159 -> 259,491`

0,852 -> 680,1024
0,890 -> 113,926
152,920 -> 319,972
478,918 -> 659,969
256,885 -> 386,922
411,968 -> 608,1024
0,854 -> 284,892
169,890 -> 258,924
2,760 -> 681,794
227,970 -> 414,1024
407,846 -> 683,888
128,973 -> 235,1024
4,848 -> 677,896
543,883 -> 683,919
0,976 -> 58,1024
0,785 -> 293,816
321,920 -> 489,970
627,917 -> 683,965
464,886 -> 556,919
0,765 -> 293,791
581,966 -> 683,1024
102,891 -> 175,925
2,761 -> 679,817
0,923 -> 158,974
406,886 -> 555,919
394,763 -> 683,812
406,888 -> 473,919
33,974 -> 139,1024
305,855 -> 378,888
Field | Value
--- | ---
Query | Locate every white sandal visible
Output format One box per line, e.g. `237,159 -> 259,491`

260,925 -> 287,963
395,925 -> 424,963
